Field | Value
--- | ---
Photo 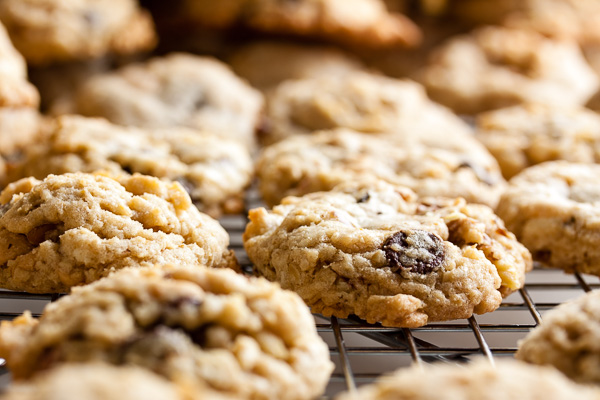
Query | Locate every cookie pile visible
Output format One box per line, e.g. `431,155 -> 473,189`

0,0 -> 600,398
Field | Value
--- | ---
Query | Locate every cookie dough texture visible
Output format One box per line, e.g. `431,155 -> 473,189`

71,53 -> 263,150
0,265 -> 334,400
229,41 -> 364,91
335,359 -> 600,400
419,26 -> 599,114
0,363 -> 184,400
11,115 -> 253,217
496,161 -> 600,275
244,180 -> 531,327
256,129 -> 505,208
180,0 -> 421,49
261,71 -> 472,145
476,104 -> 600,179
0,0 -> 157,65
0,172 -> 237,293
516,290 -> 600,385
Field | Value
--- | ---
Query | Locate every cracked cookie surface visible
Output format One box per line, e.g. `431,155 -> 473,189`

0,265 -> 333,400
419,26 -> 599,114
335,359 -> 600,400
257,129 -> 505,208
516,290 -> 600,385
0,172 -> 236,293
475,104 -> 600,179
0,0 -> 156,65
497,161 -> 600,276
10,115 -> 253,218
244,180 -> 531,327
71,53 -> 263,150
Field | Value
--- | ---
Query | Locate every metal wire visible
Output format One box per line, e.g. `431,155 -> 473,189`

0,198 -> 598,398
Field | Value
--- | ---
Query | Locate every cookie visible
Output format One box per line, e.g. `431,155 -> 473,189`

244,180 -> 532,327
180,0 -> 421,49
450,0 -> 600,46
229,41 -> 364,91
0,0 -> 157,65
71,53 -> 263,150
9,115 -> 253,218
335,359 -> 600,400
256,128 -> 505,208
0,265 -> 334,400
418,26 -> 599,114
516,289 -> 600,385
475,104 -> 600,179
261,71 -> 473,145
0,363 -> 184,400
0,172 -> 237,293
496,161 -> 600,276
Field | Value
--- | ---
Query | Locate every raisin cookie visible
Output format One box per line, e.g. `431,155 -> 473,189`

0,172 -> 237,293
0,0 -> 156,65
70,53 -> 263,150
418,26 -> 599,114
244,180 -> 532,327
475,104 -> 600,179
9,115 -> 253,218
516,290 -> 600,385
261,71 -> 473,145
0,363 -> 185,400
180,0 -> 421,49
335,359 -> 600,400
496,161 -> 600,275
256,129 -> 505,208
0,265 -> 334,400
229,41 -> 364,92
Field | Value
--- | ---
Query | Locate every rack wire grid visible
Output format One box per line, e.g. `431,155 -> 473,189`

0,188 -> 598,398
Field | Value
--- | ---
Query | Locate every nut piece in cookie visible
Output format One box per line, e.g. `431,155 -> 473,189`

516,289 -> 600,385
244,180 -> 531,327
261,71 -> 471,145
10,115 -> 253,218
229,41 -> 365,92
0,363 -> 184,400
70,53 -> 263,150
256,129 -> 505,208
476,103 -> 600,179
497,161 -> 600,276
0,265 -> 334,400
0,172 -> 237,293
180,0 -> 422,49
335,359 -> 600,400
418,26 -> 599,114
0,0 -> 157,65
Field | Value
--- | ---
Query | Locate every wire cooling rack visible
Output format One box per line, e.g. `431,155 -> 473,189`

0,189 -> 598,399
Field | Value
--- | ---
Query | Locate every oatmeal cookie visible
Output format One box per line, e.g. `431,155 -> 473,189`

0,172 -> 237,293
261,71 -> 472,145
496,161 -> 600,275
0,265 -> 334,400
476,104 -> 600,179
516,290 -> 600,385
71,53 -> 263,150
229,41 -> 364,92
180,0 -> 421,49
10,115 -> 253,218
244,180 -> 532,327
0,363 -> 185,400
0,0 -> 156,65
335,359 -> 600,400
418,26 -> 599,114
256,129 -> 505,208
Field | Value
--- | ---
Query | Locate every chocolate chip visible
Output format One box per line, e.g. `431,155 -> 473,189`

356,192 -> 370,203
26,224 -> 60,246
383,230 -> 444,274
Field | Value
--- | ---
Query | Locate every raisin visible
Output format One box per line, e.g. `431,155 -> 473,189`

456,161 -> 496,186
383,230 -> 445,274
175,177 -> 195,196
26,224 -> 60,246
356,192 -> 370,203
